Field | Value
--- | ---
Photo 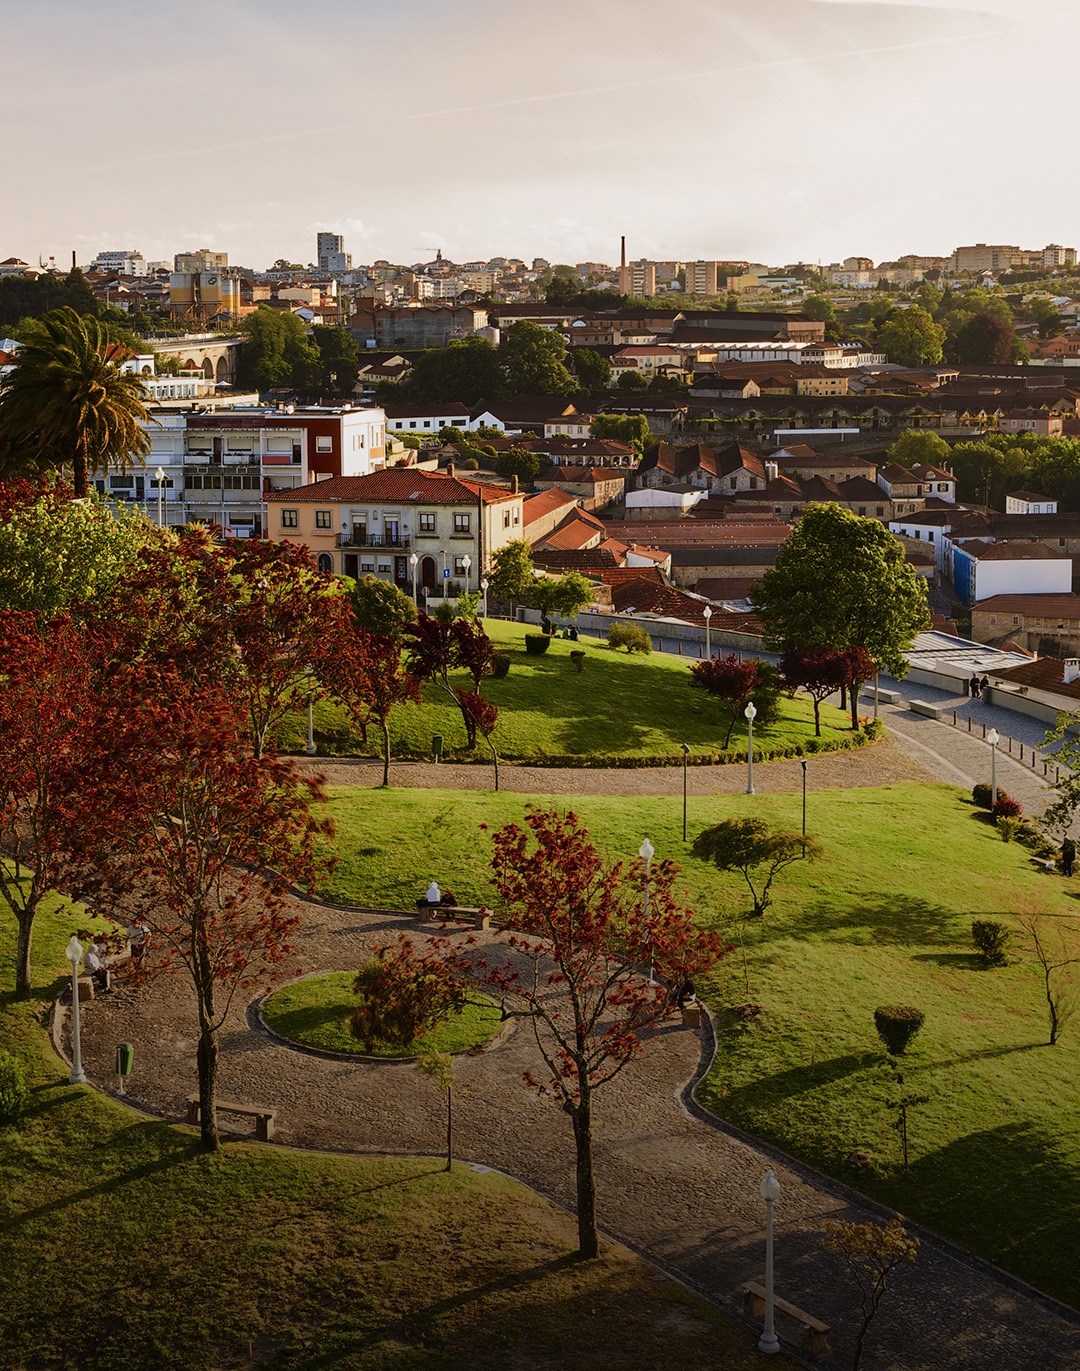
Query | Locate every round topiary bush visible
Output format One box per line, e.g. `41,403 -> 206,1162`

972,782 -> 994,810
490,653 -> 511,678
524,634 -> 551,656
873,1005 -> 925,1056
0,1050 -> 29,1126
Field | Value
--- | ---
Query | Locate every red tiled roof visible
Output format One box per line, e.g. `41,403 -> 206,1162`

963,539 -> 1067,562
522,488 -> 579,526
972,594 -> 1080,617
995,657 -> 1080,700
263,470 -> 518,505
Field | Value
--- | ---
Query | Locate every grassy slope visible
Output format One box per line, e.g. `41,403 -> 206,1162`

322,782 -> 1080,1307
262,973 -> 503,1056
274,621 -> 854,762
0,900 -> 777,1371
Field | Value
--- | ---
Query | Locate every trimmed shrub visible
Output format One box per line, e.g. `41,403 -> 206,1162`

997,815 -> 1021,843
490,653 -> 511,679
972,782 -> 994,810
0,1051 -> 28,1126
873,1005 -> 925,1056
992,794 -> 1023,819
608,622 -> 652,654
570,650 -> 586,673
862,718 -> 886,741
524,634 -> 550,656
972,919 -> 1010,967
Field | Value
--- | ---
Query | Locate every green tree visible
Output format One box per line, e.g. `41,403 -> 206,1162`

528,572 -> 593,629
886,429 -> 952,469
953,311 -> 1017,365
802,293 -> 838,325
487,539 -> 534,604
692,818 -> 820,918
615,370 -> 648,392
312,325 -> 360,400
495,447 -> 541,482
237,306 -> 320,392
345,574 -> 417,637
876,307 -> 946,366
545,266 -> 580,306
0,479 -> 164,615
500,320 -> 576,395
1032,298 -> 1062,338
0,307 -> 151,496
751,503 -> 930,678
589,413 -> 652,454
571,349 -> 612,390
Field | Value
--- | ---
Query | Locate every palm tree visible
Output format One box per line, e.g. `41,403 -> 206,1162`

0,307 -> 151,495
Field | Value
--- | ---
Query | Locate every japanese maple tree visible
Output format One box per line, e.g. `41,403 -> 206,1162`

318,623 -> 421,786
403,611 -> 498,748
74,667 -> 333,1149
459,690 -> 500,790
689,653 -> 762,746
478,808 -> 725,1258
780,647 -> 848,737
0,612 -> 99,997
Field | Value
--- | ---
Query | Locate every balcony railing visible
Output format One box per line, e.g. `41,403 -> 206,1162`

337,533 -> 412,550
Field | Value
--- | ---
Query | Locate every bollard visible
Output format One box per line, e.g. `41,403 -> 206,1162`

1020,745 -> 1024,762
1008,737 -> 1013,753
982,723 -> 986,739
953,710 -> 957,725
968,716 -> 972,732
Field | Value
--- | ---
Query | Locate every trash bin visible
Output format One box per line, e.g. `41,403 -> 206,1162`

431,734 -> 444,762
116,1042 -> 134,1077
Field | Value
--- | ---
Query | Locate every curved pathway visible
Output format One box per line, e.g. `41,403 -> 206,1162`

69,893 -> 1080,1371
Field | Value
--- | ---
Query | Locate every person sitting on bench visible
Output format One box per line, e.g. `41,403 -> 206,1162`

83,938 -> 111,993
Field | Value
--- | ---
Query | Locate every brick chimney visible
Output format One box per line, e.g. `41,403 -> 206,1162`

1064,659 -> 1080,685
447,463 -> 455,478
512,474 -> 519,494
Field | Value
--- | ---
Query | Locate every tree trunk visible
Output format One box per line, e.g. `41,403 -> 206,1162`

445,1086 -> 453,1171
839,683 -> 847,711
196,1024 -> 220,1151
15,911 -> 34,1000
812,698 -> 821,737
73,441 -> 88,499
381,719 -> 391,788
851,1315 -> 872,1371
571,1091 -> 599,1259
486,737 -> 500,792
850,682 -> 862,730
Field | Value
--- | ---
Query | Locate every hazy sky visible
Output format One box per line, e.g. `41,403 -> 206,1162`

2,0 -> 1075,269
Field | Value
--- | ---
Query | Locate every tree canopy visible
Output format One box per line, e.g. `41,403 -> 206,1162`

500,320 -> 577,395
237,306 -> 321,392
751,503 -> 930,677
876,307 -> 946,367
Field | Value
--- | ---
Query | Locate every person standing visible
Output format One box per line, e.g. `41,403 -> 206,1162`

1062,837 -> 1076,878
969,673 -> 981,699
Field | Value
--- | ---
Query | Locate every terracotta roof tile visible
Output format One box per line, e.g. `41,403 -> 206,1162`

263,470 -> 518,505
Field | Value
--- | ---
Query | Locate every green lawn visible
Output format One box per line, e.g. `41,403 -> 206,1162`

263,972 -> 503,1057
0,893 -> 779,1370
321,782 -> 1080,1307
274,621 -> 854,763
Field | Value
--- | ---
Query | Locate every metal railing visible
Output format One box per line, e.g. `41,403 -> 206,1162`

336,533 -> 412,550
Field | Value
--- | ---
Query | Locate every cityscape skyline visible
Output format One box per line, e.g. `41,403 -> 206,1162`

5,0 -> 1079,269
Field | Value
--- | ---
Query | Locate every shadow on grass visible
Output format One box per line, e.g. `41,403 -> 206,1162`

904,1120 -> 1080,1307
265,1003 -> 350,1046
715,1051 -> 878,1114
277,1252 -> 582,1369
786,894 -> 964,947
910,951 -> 986,971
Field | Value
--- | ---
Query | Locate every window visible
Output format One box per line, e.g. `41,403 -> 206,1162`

316,436 -> 333,453
281,509 -> 299,528
361,560 -> 374,572
454,556 -> 470,574
110,475 -> 134,489
378,561 -> 391,573
876,507 -> 885,517
1061,539 -> 1067,547
503,510 -> 511,529
315,510 -> 332,529
928,531 -> 935,542
453,512 -> 471,534
317,553 -> 333,573
513,509 -> 520,525
419,512 -> 436,533
409,421 -> 417,429
857,506 -> 866,516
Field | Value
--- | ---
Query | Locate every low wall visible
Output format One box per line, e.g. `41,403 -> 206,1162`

516,608 -> 766,657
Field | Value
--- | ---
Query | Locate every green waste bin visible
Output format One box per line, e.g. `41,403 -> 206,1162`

116,1042 -> 134,1078
431,734 -> 444,762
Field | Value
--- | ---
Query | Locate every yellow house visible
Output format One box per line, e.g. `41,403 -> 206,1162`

264,467 -> 524,597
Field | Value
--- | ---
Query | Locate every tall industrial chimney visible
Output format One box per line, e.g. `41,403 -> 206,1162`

619,236 -> 630,295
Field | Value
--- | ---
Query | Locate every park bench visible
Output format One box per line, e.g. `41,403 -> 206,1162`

416,901 -> 490,930
186,1096 -> 277,1141
741,1281 -> 830,1357
908,699 -> 943,720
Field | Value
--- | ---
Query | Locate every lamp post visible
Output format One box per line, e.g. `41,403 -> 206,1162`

639,837 -> 655,982
154,465 -> 166,528
745,699 -> 757,795
758,1170 -> 782,1355
305,665 -> 317,757
988,727 -> 999,805
800,758 -> 808,853
410,552 -> 419,605
65,935 -> 86,1085
462,554 -> 472,597
481,576 -> 489,619
440,548 -> 448,599
703,605 -> 712,660
681,742 -> 690,842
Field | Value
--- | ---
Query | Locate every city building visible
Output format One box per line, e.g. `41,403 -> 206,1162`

89,249 -> 147,276
174,249 -> 229,272
317,232 -> 352,272
263,466 -> 523,586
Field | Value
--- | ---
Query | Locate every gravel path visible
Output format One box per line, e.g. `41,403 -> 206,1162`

68,896 -> 1080,1371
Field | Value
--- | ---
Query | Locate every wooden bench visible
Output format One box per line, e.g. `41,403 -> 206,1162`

741,1281 -> 830,1357
416,901 -> 486,928
187,1096 -> 277,1141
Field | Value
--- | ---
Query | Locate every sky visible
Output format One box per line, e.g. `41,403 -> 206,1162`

2,0 -> 1076,270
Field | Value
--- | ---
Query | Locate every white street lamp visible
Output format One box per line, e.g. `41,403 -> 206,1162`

410,552 -> 419,605
703,605 -> 712,660
988,727 -> 1000,805
154,466 -> 166,528
462,554 -> 472,596
639,838 -> 655,981
305,664 -> 317,757
745,699 -> 757,795
481,576 -> 489,619
758,1170 -> 782,1355
65,935 -> 86,1085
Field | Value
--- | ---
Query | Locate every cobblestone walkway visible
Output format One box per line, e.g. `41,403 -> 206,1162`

70,894 -> 1080,1371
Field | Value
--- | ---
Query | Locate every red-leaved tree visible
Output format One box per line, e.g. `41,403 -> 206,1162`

73,667 -> 333,1149
690,654 -> 762,746
459,691 -> 500,790
837,645 -> 877,729
780,647 -> 849,737
318,622 -> 421,786
477,809 -> 725,1258
404,612 -> 498,749
0,612 -> 99,997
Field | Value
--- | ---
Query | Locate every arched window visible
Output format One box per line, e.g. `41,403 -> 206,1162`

317,553 -> 333,574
